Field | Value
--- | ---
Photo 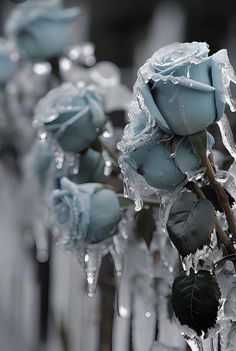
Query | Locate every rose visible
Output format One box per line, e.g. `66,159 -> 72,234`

34,83 -> 106,153
70,148 -> 106,184
52,177 -> 120,245
6,0 -> 79,60
0,39 -> 16,85
136,42 -> 236,136
126,137 -> 200,190
119,102 -> 214,190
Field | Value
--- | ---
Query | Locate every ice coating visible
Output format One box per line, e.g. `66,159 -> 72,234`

51,178 -> 127,295
212,49 -> 236,113
118,101 -> 163,209
34,82 -> 103,124
118,100 -> 205,209
134,42 -> 236,137
140,42 -> 209,78
217,114 -> 236,160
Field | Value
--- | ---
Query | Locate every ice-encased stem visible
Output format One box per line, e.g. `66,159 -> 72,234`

184,335 -> 204,351
206,157 -> 236,241
217,114 -> 236,160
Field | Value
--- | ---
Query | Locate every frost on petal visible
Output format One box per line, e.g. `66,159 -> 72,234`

140,42 -> 209,76
117,101 -> 167,208
212,49 -> 236,113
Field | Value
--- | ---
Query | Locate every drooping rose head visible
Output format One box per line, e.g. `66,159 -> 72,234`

119,102 -> 214,191
34,83 -> 106,153
52,177 -> 121,245
6,0 -> 79,60
136,42 -> 236,136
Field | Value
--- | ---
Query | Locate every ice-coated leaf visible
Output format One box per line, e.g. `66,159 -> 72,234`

172,269 -> 221,336
167,192 -> 215,257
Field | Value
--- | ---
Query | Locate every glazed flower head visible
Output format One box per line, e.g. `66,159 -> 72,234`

52,177 -> 121,246
136,42 -> 236,135
34,83 -> 106,153
118,101 -> 214,192
6,0 -> 79,60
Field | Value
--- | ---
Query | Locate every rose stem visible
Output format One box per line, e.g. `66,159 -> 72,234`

99,138 -> 119,164
189,182 -> 236,255
49,57 -> 61,82
205,156 -> 236,240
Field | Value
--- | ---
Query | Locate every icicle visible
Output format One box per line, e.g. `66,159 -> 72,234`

102,120 -> 114,138
134,197 -> 143,211
183,334 -> 204,351
109,231 -> 128,275
117,253 -> 132,318
131,290 -> 156,351
80,247 -> 103,297
112,303 -> 131,351
217,114 -> 236,160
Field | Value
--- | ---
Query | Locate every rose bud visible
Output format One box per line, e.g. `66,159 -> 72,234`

52,177 -> 121,244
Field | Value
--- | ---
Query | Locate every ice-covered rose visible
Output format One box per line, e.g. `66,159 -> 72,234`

119,102 -> 214,191
0,39 -> 16,85
6,0 -> 79,60
34,83 -> 106,153
52,177 -> 120,245
136,42 -> 236,135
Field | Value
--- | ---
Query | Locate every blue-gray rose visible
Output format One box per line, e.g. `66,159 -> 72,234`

34,83 -> 106,153
136,42 -> 236,136
0,39 -> 16,85
119,103 -> 214,191
52,177 -> 120,245
6,1 -> 79,60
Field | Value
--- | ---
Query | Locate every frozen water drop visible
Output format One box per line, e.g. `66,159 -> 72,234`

119,306 -> 129,318
145,312 -> 152,318
102,121 -> 114,138
134,197 -> 143,211
217,114 -> 236,160
104,159 -> 113,176
184,335 -> 204,351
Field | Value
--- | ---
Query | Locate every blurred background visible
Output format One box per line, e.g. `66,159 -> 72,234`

1,0 -> 236,350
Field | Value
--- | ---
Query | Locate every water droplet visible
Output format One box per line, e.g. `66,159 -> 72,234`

119,306 -> 129,318
134,198 -> 143,211
145,312 -> 152,318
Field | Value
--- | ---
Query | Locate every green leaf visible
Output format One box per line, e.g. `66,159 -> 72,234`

190,129 -> 207,164
167,192 -> 215,257
172,269 -> 221,336
135,208 -> 156,247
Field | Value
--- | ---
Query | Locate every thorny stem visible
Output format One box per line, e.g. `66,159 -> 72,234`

190,182 -> 236,256
206,156 -> 236,241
